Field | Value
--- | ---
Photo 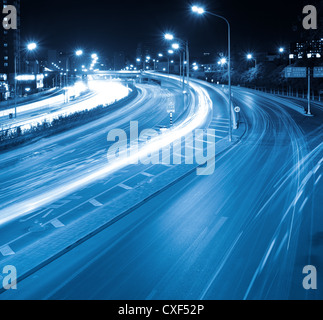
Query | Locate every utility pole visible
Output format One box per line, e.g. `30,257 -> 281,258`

307,67 -> 312,116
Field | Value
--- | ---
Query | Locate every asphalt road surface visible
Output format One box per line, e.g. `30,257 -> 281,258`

0,75 -> 322,300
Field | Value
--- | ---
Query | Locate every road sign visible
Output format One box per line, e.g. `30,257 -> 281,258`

284,67 -> 307,78
167,103 -> 175,113
314,67 -> 323,78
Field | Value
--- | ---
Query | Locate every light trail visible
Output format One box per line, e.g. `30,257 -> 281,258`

0,75 -> 212,225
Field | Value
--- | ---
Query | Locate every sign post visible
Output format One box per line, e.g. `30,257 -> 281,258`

284,67 -> 312,116
307,68 -> 312,115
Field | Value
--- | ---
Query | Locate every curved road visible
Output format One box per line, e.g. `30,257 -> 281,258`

0,77 -> 322,300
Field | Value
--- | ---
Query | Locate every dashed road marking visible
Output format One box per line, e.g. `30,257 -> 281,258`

50,219 -> 65,228
119,183 -> 133,190
0,245 -> 15,257
42,209 -> 54,219
315,174 -> 322,186
299,197 -> 309,213
89,199 -> 103,207
141,172 -> 154,177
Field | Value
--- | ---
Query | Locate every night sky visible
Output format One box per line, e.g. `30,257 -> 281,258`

21,0 -> 319,58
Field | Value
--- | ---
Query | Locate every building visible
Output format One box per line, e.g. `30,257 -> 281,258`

290,39 -> 323,60
0,0 -> 21,100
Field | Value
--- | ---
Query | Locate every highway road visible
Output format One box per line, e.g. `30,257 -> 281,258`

0,74 -> 322,300
0,80 -> 130,133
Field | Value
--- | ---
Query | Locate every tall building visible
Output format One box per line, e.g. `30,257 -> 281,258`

0,0 -> 21,99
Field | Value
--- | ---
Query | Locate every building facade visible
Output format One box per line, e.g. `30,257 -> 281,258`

0,0 -> 20,100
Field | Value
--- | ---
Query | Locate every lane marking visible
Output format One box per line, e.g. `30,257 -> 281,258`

141,172 -> 154,177
118,183 -> 133,190
315,174 -> 322,186
50,219 -> 65,228
42,209 -> 54,219
89,199 -> 103,207
299,197 -> 309,213
213,129 -> 228,133
19,208 -> 49,223
0,245 -> 15,257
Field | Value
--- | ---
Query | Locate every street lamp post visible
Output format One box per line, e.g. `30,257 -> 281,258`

192,6 -> 232,142
165,34 -> 190,92
66,49 -> 83,87
247,54 -> 256,67
14,42 -> 38,118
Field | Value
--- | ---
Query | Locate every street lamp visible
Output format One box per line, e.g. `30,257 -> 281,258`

76,50 -> 83,56
14,42 -> 38,118
27,42 -> 37,51
172,43 -> 180,50
247,53 -> 256,66
165,34 -> 190,91
192,5 -> 232,141
165,33 -> 174,41
65,49 -> 83,87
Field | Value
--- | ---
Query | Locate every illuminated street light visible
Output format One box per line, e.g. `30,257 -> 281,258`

247,53 -> 257,66
172,43 -> 180,50
279,47 -> 284,53
165,33 -> 174,41
168,49 -> 174,54
220,57 -> 227,65
192,5 -> 205,14
27,42 -> 37,51
76,50 -> 83,56
192,5 -> 232,142
14,42 -> 39,118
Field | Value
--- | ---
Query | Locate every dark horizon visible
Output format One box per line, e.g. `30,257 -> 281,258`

20,0 -> 320,58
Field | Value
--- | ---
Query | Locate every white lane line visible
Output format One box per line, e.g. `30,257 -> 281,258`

89,199 -> 103,207
118,183 -> 133,190
206,133 -> 226,139
211,118 -> 229,122
185,145 -> 203,151
213,129 -> 228,133
315,174 -> 322,186
195,138 -> 216,145
0,245 -> 15,257
299,197 -> 309,213
42,209 -> 54,219
200,228 -> 241,300
68,195 -> 83,200
50,219 -> 65,228
210,124 -> 229,128
19,208 -> 49,223
141,172 -> 154,177
48,200 -> 71,209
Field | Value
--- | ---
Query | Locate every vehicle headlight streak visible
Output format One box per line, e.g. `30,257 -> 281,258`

0,75 -> 212,225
